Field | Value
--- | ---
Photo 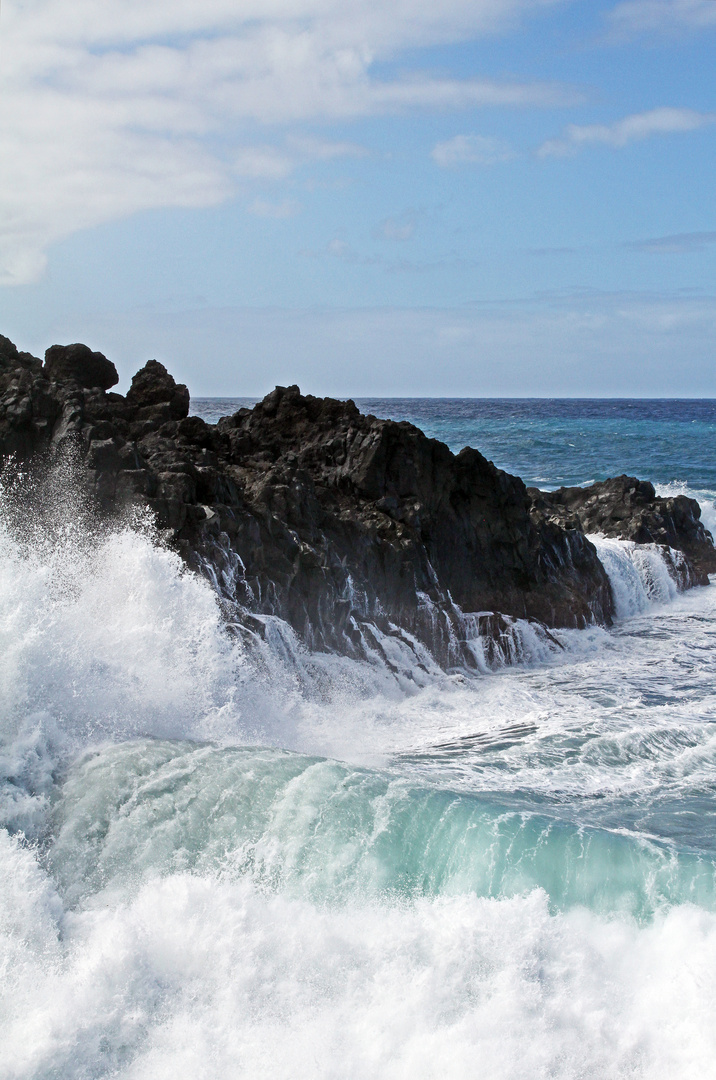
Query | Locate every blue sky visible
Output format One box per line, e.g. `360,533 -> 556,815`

0,0 -> 714,396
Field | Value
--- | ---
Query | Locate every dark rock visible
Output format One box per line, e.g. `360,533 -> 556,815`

0,334 -> 41,373
211,385 -> 613,644
86,437 -> 124,474
126,360 -> 190,421
44,343 -> 118,391
530,475 -> 716,583
0,334 -> 19,368
2,332 -> 714,670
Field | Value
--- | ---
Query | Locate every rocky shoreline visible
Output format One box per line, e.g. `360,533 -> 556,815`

2,334 -> 714,669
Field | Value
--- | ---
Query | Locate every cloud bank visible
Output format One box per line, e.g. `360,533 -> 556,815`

0,0 -> 566,285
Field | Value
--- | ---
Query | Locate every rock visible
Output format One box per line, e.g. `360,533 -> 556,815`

126,360 -> 190,422
0,334 -> 41,373
0,343 -> 59,461
0,334 -> 19,368
2,332 -> 714,670
86,437 -> 125,474
209,385 -> 613,646
530,475 -> 716,583
44,343 -> 118,390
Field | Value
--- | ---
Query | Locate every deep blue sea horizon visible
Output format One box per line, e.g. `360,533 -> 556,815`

192,397 -> 716,492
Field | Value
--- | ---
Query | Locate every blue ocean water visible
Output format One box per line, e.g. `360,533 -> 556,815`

3,398 -> 716,1078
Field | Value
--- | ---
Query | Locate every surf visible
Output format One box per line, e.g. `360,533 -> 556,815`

2,462 -> 716,1079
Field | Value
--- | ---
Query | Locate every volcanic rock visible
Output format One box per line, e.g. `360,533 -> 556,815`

1,332 -> 713,668
126,360 -> 190,422
530,476 -> 716,583
44,343 -> 119,391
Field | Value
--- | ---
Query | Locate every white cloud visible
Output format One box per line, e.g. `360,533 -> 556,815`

234,137 -> 366,181
285,135 -> 368,161
431,133 -> 515,166
328,239 -> 352,257
233,147 -> 295,179
0,0 -> 570,284
608,0 -> 716,37
538,107 -> 715,157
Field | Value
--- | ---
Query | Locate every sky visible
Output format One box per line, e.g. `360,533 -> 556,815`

0,0 -> 714,397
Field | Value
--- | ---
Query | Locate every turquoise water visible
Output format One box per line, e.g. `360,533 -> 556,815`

3,401 -> 716,1078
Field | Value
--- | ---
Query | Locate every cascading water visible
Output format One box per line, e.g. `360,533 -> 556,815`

587,535 -> 687,617
2,460 -> 716,1079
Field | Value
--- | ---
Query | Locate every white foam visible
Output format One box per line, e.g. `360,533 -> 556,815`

3,475 -> 716,1077
2,473 -> 716,810
588,535 -> 683,618
0,513 -> 251,834
2,837 -> 716,1080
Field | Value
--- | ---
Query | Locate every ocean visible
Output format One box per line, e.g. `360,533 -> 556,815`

2,398 -> 716,1079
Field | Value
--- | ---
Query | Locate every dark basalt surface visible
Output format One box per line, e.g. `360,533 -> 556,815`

1,334 -> 713,668
529,477 -> 716,584
44,342 -> 119,391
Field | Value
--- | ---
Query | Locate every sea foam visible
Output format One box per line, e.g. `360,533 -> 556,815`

2,474 -> 716,1079
3,828 -> 716,1080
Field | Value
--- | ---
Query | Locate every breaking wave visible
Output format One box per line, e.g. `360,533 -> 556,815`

2,471 -> 716,1079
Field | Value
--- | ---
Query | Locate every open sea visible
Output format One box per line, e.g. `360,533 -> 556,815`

2,398 -> 716,1079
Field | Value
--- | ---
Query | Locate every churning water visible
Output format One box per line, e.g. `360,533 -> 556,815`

2,400 -> 716,1079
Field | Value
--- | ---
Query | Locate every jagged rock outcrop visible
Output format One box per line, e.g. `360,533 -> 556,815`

204,384 -> 614,656
529,476 -> 716,584
125,359 -> 190,422
1,334 -> 713,669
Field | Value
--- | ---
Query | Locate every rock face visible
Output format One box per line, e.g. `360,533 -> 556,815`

1,334 -> 713,668
206,385 -> 613,658
529,477 -> 716,584
44,343 -> 119,391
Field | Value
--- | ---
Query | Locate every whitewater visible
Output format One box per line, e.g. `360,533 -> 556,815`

2,401 -> 716,1080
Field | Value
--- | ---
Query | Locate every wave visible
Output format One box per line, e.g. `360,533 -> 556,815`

2,476 -> 716,1077
3,828 -> 716,1080
588,535 -> 687,618
2,472 -> 715,837
45,737 -> 716,918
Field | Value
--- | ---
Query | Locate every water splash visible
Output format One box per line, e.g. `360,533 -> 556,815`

3,827 -> 716,1080
588,535 -> 687,618
2,468 -> 716,1078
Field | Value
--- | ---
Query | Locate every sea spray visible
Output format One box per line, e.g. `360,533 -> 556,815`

2,468 -> 715,836
3,830 -> 716,1080
0,471 -> 247,837
2,468 -> 716,1079
588,535 -> 685,617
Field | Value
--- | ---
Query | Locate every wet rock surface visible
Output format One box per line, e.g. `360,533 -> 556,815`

529,476 -> 716,584
1,335 -> 713,667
